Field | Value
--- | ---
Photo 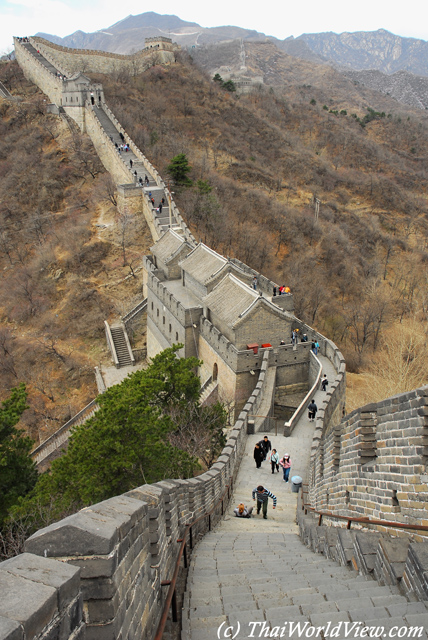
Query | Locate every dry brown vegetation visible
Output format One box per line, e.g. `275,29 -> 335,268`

93,51 -> 428,398
0,62 -> 152,445
2,45 -> 428,436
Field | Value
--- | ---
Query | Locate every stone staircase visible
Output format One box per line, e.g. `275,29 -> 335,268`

21,41 -> 60,75
92,106 -> 183,235
180,376 -> 428,640
200,379 -> 218,405
182,532 -> 427,640
122,298 -> 148,326
110,324 -> 133,367
0,80 -> 12,99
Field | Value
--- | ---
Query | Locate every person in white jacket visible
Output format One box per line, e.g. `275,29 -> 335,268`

270,449 -> 280,474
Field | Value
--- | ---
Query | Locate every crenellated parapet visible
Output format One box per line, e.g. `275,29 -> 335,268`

28,36 -> 177,75
308,385 -> 428,533
0,354 -> 271,639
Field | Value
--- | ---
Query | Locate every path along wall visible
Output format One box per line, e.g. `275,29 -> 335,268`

14,37 -> 62,104
0,355 -> 270,640
308,385 -> 428,537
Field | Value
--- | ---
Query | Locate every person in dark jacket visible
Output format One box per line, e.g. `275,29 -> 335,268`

252,485 -> 277,519
308,399 -> 318,422
254,443 -> 264,468
321,374 -> 328,392
258,435 -> 272,461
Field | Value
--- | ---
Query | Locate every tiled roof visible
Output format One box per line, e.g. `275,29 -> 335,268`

179,243 -> 227,284
203,274 -> 258,327
151,229 -> 188,263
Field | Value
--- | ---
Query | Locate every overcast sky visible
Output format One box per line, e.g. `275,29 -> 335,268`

1,0 -> 427,54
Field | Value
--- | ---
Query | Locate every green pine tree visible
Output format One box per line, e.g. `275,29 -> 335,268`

166,153 -> 193,187
0,384 -> 37,527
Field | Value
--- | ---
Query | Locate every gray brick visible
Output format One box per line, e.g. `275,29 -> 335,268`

333,596 -> 374,609
0,616 -> 23,640
388,602 -> 427,617
301,600 -> 338,615
404,613 -> 428,627
189,605 -> 224,618
348,606 -> 390,621
309,611 -> 351,626
0,571 -> 57,639
371,594 -> 408,608
0,553 -> 80,610
265,605 -> 301,621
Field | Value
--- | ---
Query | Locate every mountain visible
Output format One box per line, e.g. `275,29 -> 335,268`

36,12 -> 266,55
37,15 -> 428,78
35,14 -> 428,110
344,68 -> 428,111
294,29 -> 428,77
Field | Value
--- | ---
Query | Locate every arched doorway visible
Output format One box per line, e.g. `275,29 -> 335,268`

213,363 -> 218,382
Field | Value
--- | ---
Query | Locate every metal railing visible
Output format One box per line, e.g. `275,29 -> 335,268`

301,486 -> 428,534
154,475 -> 233,640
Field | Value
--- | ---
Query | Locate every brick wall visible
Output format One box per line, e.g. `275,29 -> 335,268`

30,37 -> 176,76
308,386 -> 428,532
0,356 -> 271,639
14,38 -> 63,104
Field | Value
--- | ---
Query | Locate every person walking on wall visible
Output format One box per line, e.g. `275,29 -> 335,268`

258,435 -> 272,461
321,374 -> 328,392
254,443 -> 264,469
252,485 -> 277,519
270,449 -> 280,474
279,454 -> 291,482
308,399 -> 318,422
252,276 -> 257,290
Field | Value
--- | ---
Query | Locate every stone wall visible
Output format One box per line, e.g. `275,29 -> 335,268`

14,37 -> 62,104
0,355 -> 271,640
30,37 -> 176,76
85,104 -> 132,183
308,386 -> 428,535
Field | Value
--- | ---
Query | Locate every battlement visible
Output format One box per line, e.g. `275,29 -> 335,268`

308,385 -> 428,534
0,354 -> 272,639
144,36 -> 175,51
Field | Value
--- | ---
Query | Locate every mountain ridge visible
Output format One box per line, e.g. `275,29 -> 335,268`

35,14 -> 428,77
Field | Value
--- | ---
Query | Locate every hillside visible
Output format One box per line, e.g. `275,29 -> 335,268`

33,13 -> 428,113
91,53 -> 428,404
2,44 -> 428,439
0,61 -> 153,444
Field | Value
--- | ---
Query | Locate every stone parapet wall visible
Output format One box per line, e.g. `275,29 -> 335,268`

0,553 -> 84,640
85,102 -> 131,182
297,493 -> 428,602
14,37 -> 62,104
308,386 -> 428,534
30,36 -> 176,76
0,356 -> 269,640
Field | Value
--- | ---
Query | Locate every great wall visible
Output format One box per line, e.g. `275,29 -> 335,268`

0,37 -> 427,640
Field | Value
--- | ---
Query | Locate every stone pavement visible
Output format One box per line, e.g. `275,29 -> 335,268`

182,354 -> 428,638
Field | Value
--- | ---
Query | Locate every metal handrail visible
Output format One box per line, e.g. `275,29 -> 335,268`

301,486 -> 428,533
154,475 -> 233,640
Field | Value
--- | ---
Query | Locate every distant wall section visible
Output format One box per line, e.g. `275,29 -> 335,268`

14,37 -> 62,104
31,36 -> 176,76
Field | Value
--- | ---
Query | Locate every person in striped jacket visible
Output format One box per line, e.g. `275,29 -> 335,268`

252,485 -> 277,519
